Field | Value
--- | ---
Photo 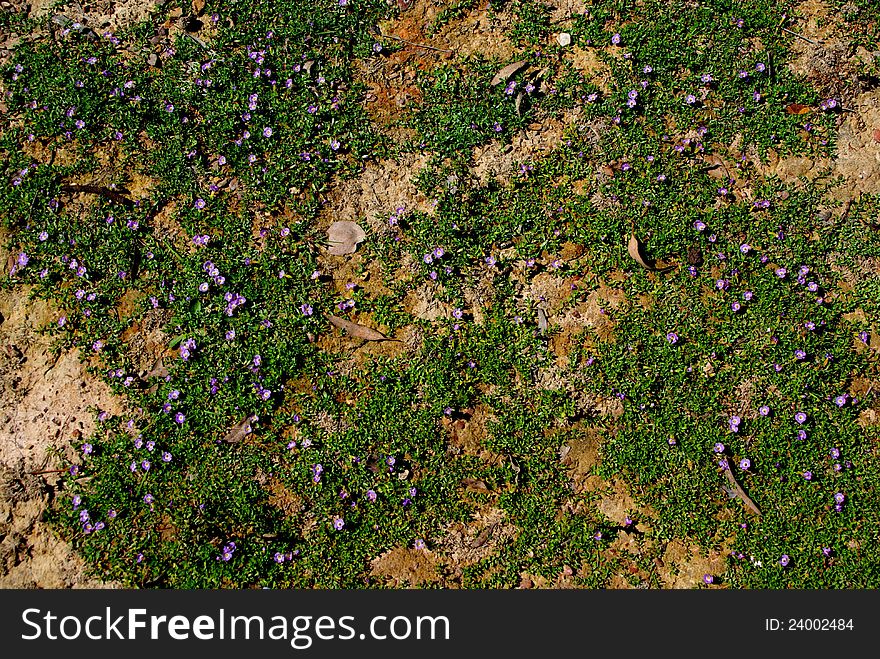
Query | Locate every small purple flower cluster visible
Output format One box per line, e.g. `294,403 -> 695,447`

273,549 -> 300,564
179,337 -> 196,361
217,541 -> 237,562
224,291 -> 246,316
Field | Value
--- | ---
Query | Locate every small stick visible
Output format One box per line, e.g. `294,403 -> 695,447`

29,468 -> 69,475
781,27 -> 821,45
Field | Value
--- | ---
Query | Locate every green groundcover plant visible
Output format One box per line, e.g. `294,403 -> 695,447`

1,0 -> 878,588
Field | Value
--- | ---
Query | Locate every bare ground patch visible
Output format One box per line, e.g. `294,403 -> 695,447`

0,284 -> 122,587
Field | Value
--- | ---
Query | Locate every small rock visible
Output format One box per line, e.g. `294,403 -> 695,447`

557,32 -> 571,47
147,53 -> 159,67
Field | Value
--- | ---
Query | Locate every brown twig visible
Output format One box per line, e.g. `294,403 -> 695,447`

60,184 -> 135,207
29,468 -> 69,475
781,27 -> 821,45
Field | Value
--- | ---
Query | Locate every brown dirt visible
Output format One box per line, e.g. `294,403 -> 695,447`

471,114 -> 571,185
318,153 -> 434,237
442,404 -> 497,460
431,505 -> 518,580
0,284 -> 123,588
28,0 -> 162,30
370,546 -> 441,587
657,539 -> 726,589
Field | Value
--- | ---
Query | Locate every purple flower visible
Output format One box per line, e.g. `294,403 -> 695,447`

775,267 -> 787,279
666,332 -> 679,344
758,405 -> 770,417
262,126 -> 273,138
714,442 -> 725,454
794,349 -> 806,360
143,493 -> 154,504
803,471 -> 813,481
703,574 -> 714,585
611,33 -> 621,45
794,412 -> 807,424
779,554 -> 790,567
366,489 -> 377,502
834,492 -> 845,504
162,452 -> 172,462
174,412 -> 186,424
739,458 -> 751,471
332,516 -> 345,530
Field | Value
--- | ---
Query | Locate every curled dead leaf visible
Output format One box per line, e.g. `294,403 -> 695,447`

785,103 -> 813,115
144,358 -> 169,379
627,234 -> 655,270
490,60 -> 528,86
537,307 -> 549,334
627,234 -> 676,273
462,477 -> 490,492
223,414 -> 257,443
327,314 -> 389,341
327,220 -> 366,256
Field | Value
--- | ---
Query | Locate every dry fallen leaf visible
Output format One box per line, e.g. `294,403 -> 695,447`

537,307 -> 549,334
144,357 -> 169,379
327,314 -> 389,341
327,220 -> 366,255
724,468 -> 762,515
627,234 -> 655,270
785,103 -> 813,115
462,477 -> 490,492
490,60 -> 528,86
223,414 -> 257,443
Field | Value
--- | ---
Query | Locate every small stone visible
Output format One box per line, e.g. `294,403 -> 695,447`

557,32 -> 572,47
147,53 -> 159,67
